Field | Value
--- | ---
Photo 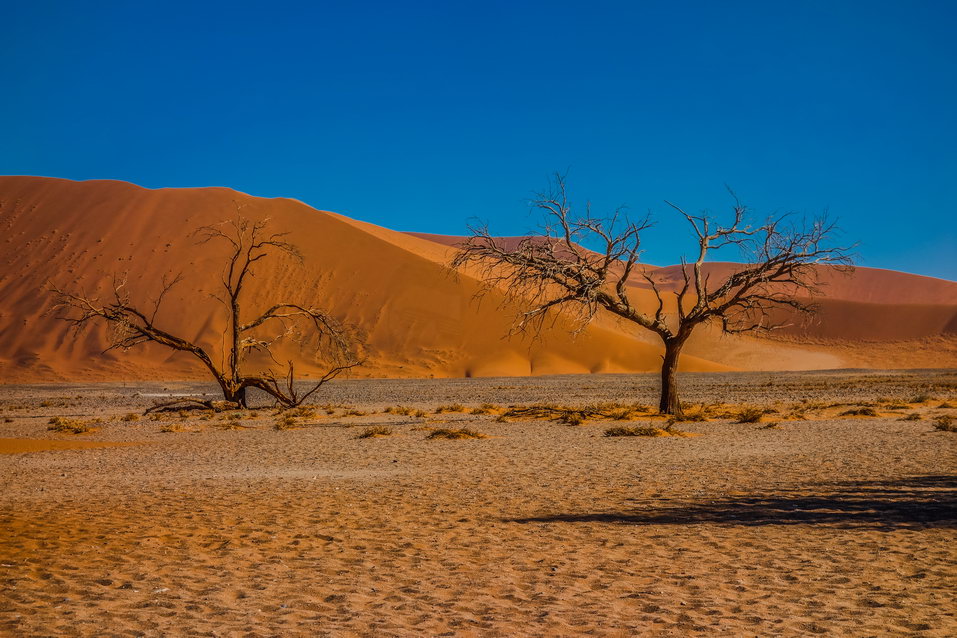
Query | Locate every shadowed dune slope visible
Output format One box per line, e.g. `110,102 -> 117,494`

0,176 -> 954,383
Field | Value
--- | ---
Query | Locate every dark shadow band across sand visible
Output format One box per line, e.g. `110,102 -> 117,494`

507,475 -> 957,530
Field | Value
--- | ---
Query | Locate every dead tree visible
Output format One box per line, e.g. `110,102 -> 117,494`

51,217 -> 361,409
452,175 -> 853,416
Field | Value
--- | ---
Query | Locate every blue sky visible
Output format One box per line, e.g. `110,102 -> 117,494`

3,1 -> 955,279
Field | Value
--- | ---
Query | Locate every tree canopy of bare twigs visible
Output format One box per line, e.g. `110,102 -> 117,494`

50,217 -> 362,409
452,174 -> 854,415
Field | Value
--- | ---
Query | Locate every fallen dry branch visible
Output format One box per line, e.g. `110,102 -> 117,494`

144,398 -> 234,414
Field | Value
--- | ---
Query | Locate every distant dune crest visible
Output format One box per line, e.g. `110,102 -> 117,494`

0,176 -> 954,382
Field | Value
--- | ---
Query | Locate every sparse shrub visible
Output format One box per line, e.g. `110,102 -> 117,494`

290,406 -> 317,418
911,393 -> 935,404
357,426 -> 393,439
604,425 -> 677,437
39,398 -> 73,408
900,412 -> 922,421
384,405 -> 414,415
120,412 -> 139,422
735,407 -> 764,423
839,407 -> 879,417
434,404 -> 466,414
3,417 -> 12,423
471,403 -> 499,415
160,424 -> 190,433
47,416 -> 98,434
274,414 -> 301,430
933,415 -> 956,432
561,412 -> 584,426
344,409 -> 367,417
607,408 -> 635,421
758,422 -> 781,430
501,402 -> 648,424
427,428 -> 487,440
413,409 -> 427,418
938,402 -> 956,409
676,405 -> 708,422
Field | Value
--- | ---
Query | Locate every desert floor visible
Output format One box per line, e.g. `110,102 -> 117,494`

1,370 -> 955,637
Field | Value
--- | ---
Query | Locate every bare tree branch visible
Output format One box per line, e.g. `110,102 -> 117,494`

50,215 -> 362,409
453,175 -> 855,415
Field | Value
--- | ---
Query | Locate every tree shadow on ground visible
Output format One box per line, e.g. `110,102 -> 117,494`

507,475 -> 957,530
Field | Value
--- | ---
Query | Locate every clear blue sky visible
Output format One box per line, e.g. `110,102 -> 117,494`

3,1 -> 955,279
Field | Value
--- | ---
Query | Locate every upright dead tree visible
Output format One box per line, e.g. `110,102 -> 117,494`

51,217 -> 361,409
453,175 -> 853,415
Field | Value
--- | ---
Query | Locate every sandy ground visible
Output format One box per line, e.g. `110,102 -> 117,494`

1,370 -> 955,637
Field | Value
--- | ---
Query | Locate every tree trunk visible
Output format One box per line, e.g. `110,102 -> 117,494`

234,386 -> 248,408
218,380 -> 247,409
658,338 -> 685,416
230,296 -> 241,390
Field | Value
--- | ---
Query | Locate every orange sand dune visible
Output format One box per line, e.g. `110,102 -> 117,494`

0,176 -> 954,383
409,234 -> 957,343
645,262 -> 957,305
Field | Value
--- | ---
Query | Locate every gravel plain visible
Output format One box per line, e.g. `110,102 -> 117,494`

1,370 -> 955,637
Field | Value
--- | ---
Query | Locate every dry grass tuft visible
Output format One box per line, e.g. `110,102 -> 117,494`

471,403 -> 500,415
900,412 -> 922,421
501,402 -> 649,425
47,416 -> 100,434
39,399 -> 74,408
735,407 -> 765,423
274,414 -> 305,431
427,428 -> 487,440
839,407 -> 879,417
604,424 -> 686,437
560,412 -> 584,426
676,405 -> 709,422
357,426 -> 394,439
933,415 -> 956,432
289,405 -> 317,419
782,407 -> 807,420
384,405 -> 415,416
434,404 -> 466,414
120,412 -> 139,422
160,423 -> 192,433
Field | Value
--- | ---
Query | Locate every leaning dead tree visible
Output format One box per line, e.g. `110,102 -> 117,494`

51,217 -> 362,409
453,175 -> 853,416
